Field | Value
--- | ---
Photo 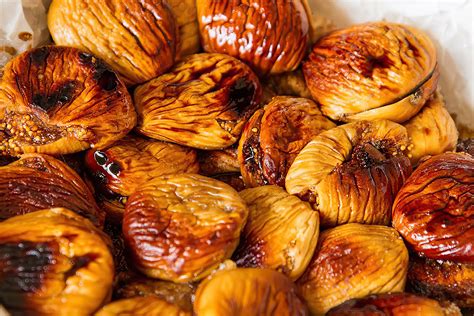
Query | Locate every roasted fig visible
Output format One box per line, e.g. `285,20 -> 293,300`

168,0 -> 200,59
0,46 -> 136,156
392,152 -> 473,263
95,296 -> 189,316
0,208 -> 114,315
123,174 -> 248,282
198,145 -> 240,176
304,22 -> 439,122
0,153 -> 103,227
233,186 -> 318,280
286,120 -> 411,227
296,224 -> 409,315
194,268 -> 308,315
404,92 -> 458,165
239,96 -> 335,187
48,0 -> 177,86
197,0 -> 310,76
134,53 -> 261,149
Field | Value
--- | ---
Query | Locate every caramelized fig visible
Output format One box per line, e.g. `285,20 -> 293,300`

0,208 -> 114,315
95,296 -> 189,316
286,120 -> 411,227
194,268 -> 308,315
134,53 -> 261,149
0,46 -> 136,156
233,186 -> 318,280
239,96 -> 335,187
296,224 -> 409,315
198,145 -> 240,176
392,152 -> 473,263
304,22 -> 438,122
197,0 -> 310,76
167,0 -> 200,59
123,174 -> 248,282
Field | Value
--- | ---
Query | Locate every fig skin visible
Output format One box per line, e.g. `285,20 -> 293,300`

134,53 -> 262,150
196,0 -> 310,76
194,268 -> 308,316
264,69 -> 312,99
0,46 -> 136,156
167,0 -> 200,60
286,120 -> 412,227
0,153 -> 104,227
48,0 -> 177,86
95,296 -> 190,316
0,208 -> 114,315
304,22 -> 438,123
404,91 -> 458,165
233,185 -> 319,280
211,173 -> 246,192
239,96 -> 335,188
296,224 -> 409,316
392,152 -> 474,263
123,174 -> 248,283
198,145 -> 240,176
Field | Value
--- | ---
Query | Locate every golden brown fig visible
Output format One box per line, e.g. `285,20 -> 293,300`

0,153 -> 104,227
198,145 -> 240,176
0,46 -> 136,156
239,96 -> 335,187
392,153 -> 473,263
95,296 -> 190,316
167,0 -> 200,59
48,0 -> 177,86
286,120 -> 411,227
296,224 -> 409,316
404,92 -> 458,165
197,0 -> 310,76
304,22 -> 439,122
123,174 -> 248,282
264,69 -> 312,99
134,53 -> 262,149
194,268 -> 308,315
0,208 -> 114,315
233,186 -> 318,280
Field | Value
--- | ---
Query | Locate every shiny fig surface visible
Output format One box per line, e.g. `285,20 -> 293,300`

304,22 -> 438,122
194,268 -> 308,315
134,53 -> 261,149
0,208 -> 114,315
296,224 -> 409,315
95,296 -> 189,316
123,174 -> 248,282
198,145 -> 240,176
239,96 -> 335,187
197,0 -> 309,76
48,0 -> 177,86
168,0 -> 200,59
0,46 -> 136,156
233,186 -> 319,280
392,152 -> 474,263
286,120 -> 411,227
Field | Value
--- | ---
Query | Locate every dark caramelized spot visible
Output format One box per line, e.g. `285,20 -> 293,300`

78,52 -> 93,64
94,151 -> 108,166
64,253 -> 99,279
94,64 -> 118,91
362,55 -> 394,78
457,138 -> 474,156
108,162 -> 121,176
407,40 -> 421,57
31,80 -> 79,112
343,141 -> 392,172
29,47 -> 49,65
228,77 -> 256,115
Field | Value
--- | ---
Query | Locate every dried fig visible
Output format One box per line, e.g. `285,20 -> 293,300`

211,173 -> 246,192
304,22 -> 438,122
167,0 -> 200,59
48,0 -> 177,86
0,46 -> 136,156
0,208 -> 114,315
123,174 -> 248,282
264,69 -> 312,99
197,0 -> 310,76
95,296 -> 189,316
233,186 -> 319,280
198,145 -> 240,176
134,53 -> 261,149
296,224 -> 409,315
286,120 -> 411,227
194,268 -> 308,315
239,96 -> 335,187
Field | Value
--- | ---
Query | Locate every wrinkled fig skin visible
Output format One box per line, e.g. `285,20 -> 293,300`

96,296 -> 190,316
0,208 -> 114,315
304,22 -> 438,122
404,91 -> 458,165
407,255 -> 474,308
194,268 -> 308,315
134,53 -> 262,149
48,0 -> 177,86
197,0 -> 309,76
239,96 -> 335,187
198,145 -> 240,176
0,46 -> 136,156
233,186 -> 319,280
326,292 -> 461,316
297,224 -> 409,316
0,153 -> 104,227
123,174 -> 248,282
286,120 -> 412,227
392,153 -> 474,263
167,0 -> 200,59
